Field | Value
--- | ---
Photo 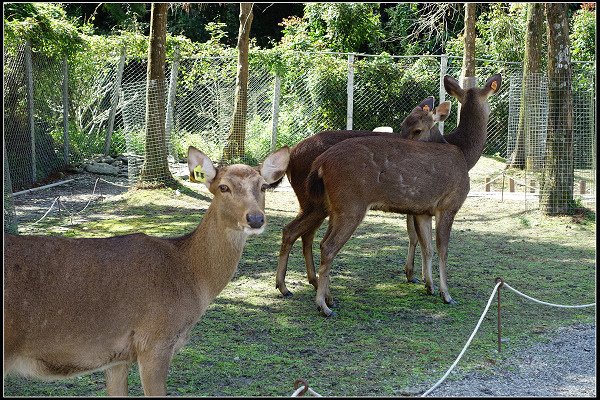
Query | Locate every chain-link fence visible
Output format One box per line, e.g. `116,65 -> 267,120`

506,67 -> 596,211
3,43 -> 596,221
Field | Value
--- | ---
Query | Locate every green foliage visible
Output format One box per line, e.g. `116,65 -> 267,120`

3,2 -> 90,58
571,7 -> 596,62
278,3 -> 383,53
445,3 -> 527,62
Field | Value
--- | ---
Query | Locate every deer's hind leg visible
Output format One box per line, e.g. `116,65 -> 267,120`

316,208 -> 366,317
276,207 -> 327,297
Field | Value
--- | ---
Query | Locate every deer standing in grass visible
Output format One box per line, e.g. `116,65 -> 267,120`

275,97 -> 451,299
306,74 -> 501,316
3,146 -> 290,396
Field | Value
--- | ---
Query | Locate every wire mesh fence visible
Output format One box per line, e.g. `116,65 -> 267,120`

506,68 -> 596,211
3,42 -> 596,222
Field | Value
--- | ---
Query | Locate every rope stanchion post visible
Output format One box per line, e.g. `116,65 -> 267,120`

495,277 -> 504,352
292,379 -> 309,397
291,378 -> 322,397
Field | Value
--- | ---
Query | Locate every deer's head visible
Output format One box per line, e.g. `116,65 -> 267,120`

399,96 -> 452,141
188,146 -> 290,234
444,74 -> 502,119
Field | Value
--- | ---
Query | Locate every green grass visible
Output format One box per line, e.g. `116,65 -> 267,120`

4,159 -> 596,396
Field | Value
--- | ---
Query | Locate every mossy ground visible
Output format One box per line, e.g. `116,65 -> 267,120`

4,156 -> 596,396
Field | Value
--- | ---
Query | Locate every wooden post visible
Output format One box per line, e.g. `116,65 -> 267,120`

530,180 -> 536,193
104,47 -> 126,155
270,75 -> 281,152
25,40 -> 36,183
165,45 -> 180,145
509,177 -> 515,192
580,180 -> 586,194
62,57 -> 70,164
346,53 -> 354,130
485,177 -> 491,192
438,54 -> 448,135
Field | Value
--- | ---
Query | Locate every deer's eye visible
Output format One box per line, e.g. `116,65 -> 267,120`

413,129 -> 422,136
219,184 -> 230,193
261,184 -> 269,192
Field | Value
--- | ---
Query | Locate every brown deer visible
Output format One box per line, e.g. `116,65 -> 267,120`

306,74 -> 501,316
275,97 -> 451,298
3,145 -> 290,396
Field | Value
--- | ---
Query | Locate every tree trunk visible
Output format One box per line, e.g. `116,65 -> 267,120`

139,3 -> 175,186
458,3 -> 476,123
509,3 -> 544,169
460,3 -> 477,87
540,3 -> 574,215
222,3 -> 253,161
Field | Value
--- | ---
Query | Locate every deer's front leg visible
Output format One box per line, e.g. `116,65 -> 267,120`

414,214 -> 435,295
105,363 -> 130,396
405,214 -> 420,283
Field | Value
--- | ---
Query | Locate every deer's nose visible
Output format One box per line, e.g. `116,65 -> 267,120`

246,213 -> 265,229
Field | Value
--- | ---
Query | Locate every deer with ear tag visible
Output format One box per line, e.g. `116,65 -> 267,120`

4,146 -> 290,395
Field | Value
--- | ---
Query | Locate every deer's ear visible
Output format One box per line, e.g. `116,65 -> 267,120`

187,146 -> 217,189
260,146 -> 290,184
483,73 -> 502,98
417,96 -> 435,112
444,75 -> 465,103
433,101 -> 451,122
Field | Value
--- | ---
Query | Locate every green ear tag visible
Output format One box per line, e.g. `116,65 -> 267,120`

193,165 -> 206,183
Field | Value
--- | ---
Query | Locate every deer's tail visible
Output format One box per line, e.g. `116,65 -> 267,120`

306,163 -> 325,202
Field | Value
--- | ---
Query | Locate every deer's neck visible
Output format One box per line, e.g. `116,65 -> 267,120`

445,103 -> 490,170
179,205 -> 248,301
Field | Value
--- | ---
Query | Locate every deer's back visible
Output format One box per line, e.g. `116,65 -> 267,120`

288,130 -> 395,207
4,233 -> 201,377
315,137 -> 470,216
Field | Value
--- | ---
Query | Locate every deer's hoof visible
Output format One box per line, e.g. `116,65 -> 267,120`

426,286 -> 436,295
317,306 -> 337,318
441,293 -> 457,305
407,277 -> 420,284
282,290 -> 294,298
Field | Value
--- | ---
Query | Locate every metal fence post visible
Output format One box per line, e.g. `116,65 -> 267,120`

270,75 -> 281,152
346,53 -> 354,130
62,57 -> 70,164
165,45 -> 180,149
104,47 -> 126,155
438,54 -> 448,135
24,40 -> 36,183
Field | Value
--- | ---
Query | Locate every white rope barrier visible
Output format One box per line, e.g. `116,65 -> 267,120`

503,282 -> 596,308
291,385 -> 322,397
97,177 -> 133,188
291,379 -> 323,397
421,281 -> 502,397
21,176 -> 132,227
30,196 -> 60,225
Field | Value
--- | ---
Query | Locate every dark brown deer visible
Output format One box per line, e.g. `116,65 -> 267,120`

3,145 -> 290,395
306,74 -> 501,316
275,98 -> 451,298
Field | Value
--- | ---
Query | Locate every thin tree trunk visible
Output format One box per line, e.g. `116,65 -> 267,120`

458,3 -> 476,123
223,3 -> 253,161
140,3 -> 175,186
509,3 -> 544,169
460,3 -> 477,88
540,3 -> 574,214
